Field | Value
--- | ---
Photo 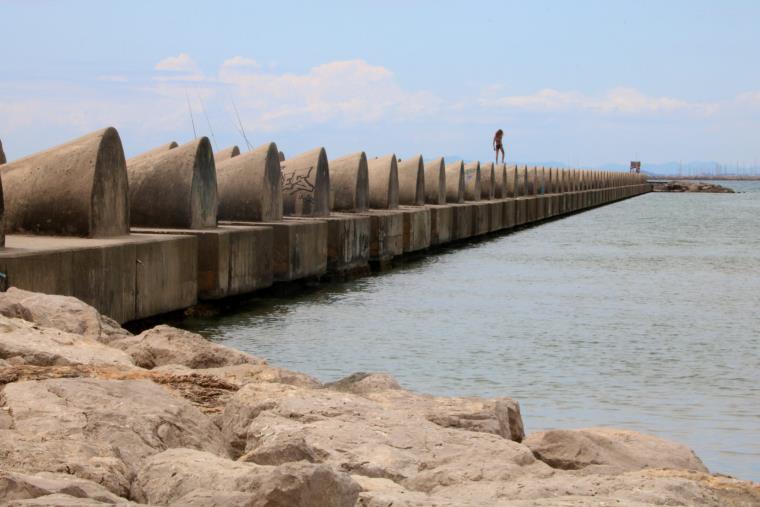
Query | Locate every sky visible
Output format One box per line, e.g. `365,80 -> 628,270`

1,0 -> 759,170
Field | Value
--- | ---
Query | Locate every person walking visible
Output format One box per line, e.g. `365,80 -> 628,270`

493,129 -> 505,164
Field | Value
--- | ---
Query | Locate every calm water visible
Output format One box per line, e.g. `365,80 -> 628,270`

181,181 -> 760,481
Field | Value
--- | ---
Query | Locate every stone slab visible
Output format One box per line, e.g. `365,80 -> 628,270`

0,234 -> 197,323
354,210 -> 404,263
425,204 -> 454,246
290,214 -> 370,275
132,225 -> 273,300
502,199 -> 516,229
399,206 -> 432,253
449,203 -> 474,241
488,200 -> 504,232
470,202 -> 491,236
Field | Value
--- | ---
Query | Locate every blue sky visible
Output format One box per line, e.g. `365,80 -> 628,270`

1,0 -> 759,169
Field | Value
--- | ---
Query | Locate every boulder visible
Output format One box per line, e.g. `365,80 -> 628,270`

0,315 -> 134,367
108,325 -> 263,370
154,362 -> 320,389
131,448 -> 360,507
0,288 -> 130,342
523,427 -> 708,473
0,470 -> 131,504
0,378 -> 228,497
327,372 -> 524,442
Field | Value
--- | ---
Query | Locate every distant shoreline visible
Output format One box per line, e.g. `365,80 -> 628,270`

648,176 -> 760,181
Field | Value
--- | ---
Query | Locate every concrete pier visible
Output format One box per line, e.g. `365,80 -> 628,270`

358,210 -> 404,264
398,155 -> 425,206
424,157 -> 446,205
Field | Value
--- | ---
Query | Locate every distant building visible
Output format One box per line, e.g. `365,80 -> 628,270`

630,161 -> 641,174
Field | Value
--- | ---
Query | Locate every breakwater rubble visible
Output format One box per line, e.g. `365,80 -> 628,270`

652,180 -> 735,193
1,288 -> 758,506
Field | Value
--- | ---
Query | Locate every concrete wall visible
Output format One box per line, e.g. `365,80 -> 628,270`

445,161 -> 465,203
217,142 -> 283,222
397,155 -> 425,206
368,154 -> 399,209
281,147 -> 330,217
329,152 -> 369,212
2,127 -> 130,238
127,137 -> 218,229
463,161 -> 481,201
424,157 -> 446,205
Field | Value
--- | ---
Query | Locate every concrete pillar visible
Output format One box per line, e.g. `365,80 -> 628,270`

215,145 -> 240,163
329,152 -> 369,212
280,147 -> 330,217
127,137 -> 218,229
397,154 -> 425,206
444,160 -> 465,203
479,161 -> 496,200
423,157 -> 446,205
217,142 -> 283,222
368,154 -> 399,209
2,127 -> 130,238
494,163 -> 507,198
463,161 -> 481,201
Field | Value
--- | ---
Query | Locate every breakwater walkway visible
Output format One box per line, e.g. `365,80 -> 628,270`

0,128 -> 650,323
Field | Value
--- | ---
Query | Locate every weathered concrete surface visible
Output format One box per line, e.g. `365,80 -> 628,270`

1,127 -> 130,238
426,204 -> 454,245
480,161 -> 496,200
399,206 -> 431,253
470,201 -> 491,236
488,199 -> 504,232
329,152 -> 369,212
463,161 -> 481,201
127,137 -> 218,229
214,145 -> 240,162
450,203 -> 474,240
289,214 -> 370,275
514,197 -> 528,226
132,225 -> 273,300
281,147 -> 330,217
126,142 -> 178,167
423,157 -> 446,205
502,198 -> 516,229
397,155 -> 425,206
494,163 -> 508,198
0,234 -> 197,323
506,164 -> 518,197
0,137 -> 6,164
367,154 -> 399,209
216,142 -> 282,222
355,210 -> 404,264
444,160 -> 465,203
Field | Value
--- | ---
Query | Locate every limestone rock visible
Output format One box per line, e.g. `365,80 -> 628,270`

154,362 -> 321,389
523,427 -> 709,473
327,372 -> 524,442
108,325 -> 263,369
1,378 -> 228,497
0,315 -> 134,367
131,448 -> 360,507
0,288 -> 130,342
0,470 -> 133,504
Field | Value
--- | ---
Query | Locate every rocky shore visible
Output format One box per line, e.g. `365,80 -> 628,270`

0,288 -> 758,506
652,181 -> 735,193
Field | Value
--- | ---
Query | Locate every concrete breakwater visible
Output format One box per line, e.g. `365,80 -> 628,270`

0,128 -> 650,323
0,288 -> 758,505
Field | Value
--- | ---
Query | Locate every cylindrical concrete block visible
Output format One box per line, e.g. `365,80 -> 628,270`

479,162 -> 496,200
217,142 -> 283,222
2,127 -> 130,237
0,138 -> 6,165
281,147 -> 330,217
215,145 -> 240,163
329,152 -> 369,212
128,137 -> 218,229
423,157 -> 446,205
444,161 -> 464,203
494,163 -> 507,198
127,142 -> 178,167
397,154 -> 425,206
506,164 -> 518,197
463,161 -> 481,201
367,154 -> 399,209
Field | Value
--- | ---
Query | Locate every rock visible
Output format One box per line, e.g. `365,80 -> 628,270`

154,362 -> 321,389
0,288 -> 130,342
0,378 -> 228,497
0,470 -> 132,504
131,448 -> 360,507
219,382 -> 545,492
0,315 -> 134,367
108,325 -> 263,369
652,181 -> 735,193
523,427 -> 709,473
327,372 -> 524,442
2,493 -> 123,506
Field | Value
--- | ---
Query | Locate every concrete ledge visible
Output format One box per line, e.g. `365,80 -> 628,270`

355,210 -> 404,264
399,206 -> 431,253
489,200 -> 505,232
291,214 -> 370,275
132,225 -> 273,300
0,234 -> 197,323
426,204 -> 454,245
502,199 -> 516,229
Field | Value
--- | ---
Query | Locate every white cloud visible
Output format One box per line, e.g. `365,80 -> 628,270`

97,74 -> 128,82
221,56 -> 260,69
155,53 -> 198,73
736,91 -> 760,107
487,87 -> 716,115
